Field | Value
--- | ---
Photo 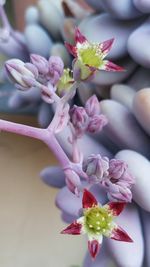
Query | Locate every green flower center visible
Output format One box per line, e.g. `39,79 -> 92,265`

84,206 -> 113,236
57,68 -> 74,93
78,44 -> 103,68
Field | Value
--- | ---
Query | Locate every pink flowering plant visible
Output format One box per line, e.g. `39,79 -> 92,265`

1,26 -> 135,260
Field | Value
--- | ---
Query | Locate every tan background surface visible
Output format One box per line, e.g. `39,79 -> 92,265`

0,115 -> 85,267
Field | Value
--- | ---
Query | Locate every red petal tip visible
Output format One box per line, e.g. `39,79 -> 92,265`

107,202 -> 126,216
61,221 -> 82,235
75,27 -> 87,44
65,42 -> 77,57
82,189 -> 98,209
105,61 -> 125,72
100,38 -> 115,54
111,226 -> 133,243
88,240 -> 100,259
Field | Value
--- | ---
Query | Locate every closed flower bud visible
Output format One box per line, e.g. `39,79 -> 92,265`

30,54 -> 49,75
109,159 -> 128,180
87,114 -> 108,134
65,169 -> 81,196
5,59 -> 38,90
85,95 -> 100,117
49,56 -> 64,85
70,105 -> 89,137
41,83 -> 55,104
102,159 -> 135,203
25,63 -> 39,78
107,185 -> 132,202
83,154 -> 109,183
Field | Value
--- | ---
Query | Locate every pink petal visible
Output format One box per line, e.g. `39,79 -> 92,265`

82,189 -> 98,209
100,38 -> 114,55
75,27 -> 87,44
111,226 -> 133,242
61,221 -> 82,235
88,240 -> 101,259
103,60 -> 125,72
65,42 -> 77,57
107,202 -> 126,216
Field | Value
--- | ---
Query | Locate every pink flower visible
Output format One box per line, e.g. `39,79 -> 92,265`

61,189 -> 133,259
65,28 -> 124,81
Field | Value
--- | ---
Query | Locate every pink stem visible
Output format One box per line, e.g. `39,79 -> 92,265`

0,119 -> 71,169
43,131 -> 71,169
0,119 -> 44,139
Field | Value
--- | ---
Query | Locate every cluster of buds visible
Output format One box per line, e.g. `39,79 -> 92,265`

70,95 -> 108,138
83,156 -> 135,203
5,54 -> 65,102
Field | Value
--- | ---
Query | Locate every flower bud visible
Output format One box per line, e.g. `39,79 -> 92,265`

25,63 -> 39,78
109,159 -> 128,180
101,159 -> 135,202
30,54 -> 49,75
85,95 -> 100,117
87,114 -> 108,134
65,169 -> 81,196
107,188 -> 132,202
83,154 -> 109,183
41,83 -> 55,104
70,105 -> 89,137
49,56 -> 64,85
5,59 -> 38,90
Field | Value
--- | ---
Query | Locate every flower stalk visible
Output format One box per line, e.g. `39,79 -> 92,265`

2,25 -> 135,259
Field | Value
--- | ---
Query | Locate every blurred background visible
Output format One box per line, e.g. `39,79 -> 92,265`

0,0 -> 150,266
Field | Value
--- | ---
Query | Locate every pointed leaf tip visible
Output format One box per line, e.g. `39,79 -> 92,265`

82,189 -> 98,209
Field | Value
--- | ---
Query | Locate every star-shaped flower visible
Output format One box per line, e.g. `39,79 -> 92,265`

61,189 -> 133,259
65,28 -> 124,80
